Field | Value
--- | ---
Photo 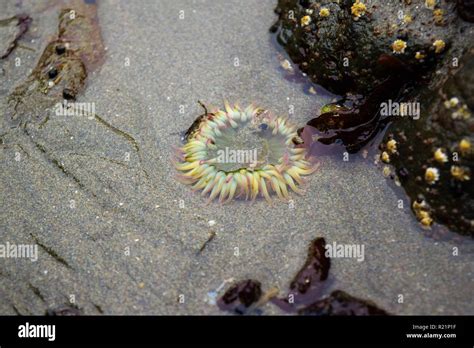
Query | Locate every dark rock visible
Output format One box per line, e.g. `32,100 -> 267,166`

457,0 -> 474,22
272,237 -> 331,311
298,290 -> 389,316
217,279 -> 262,314
221,238 -> 388,315
382,47 -> 474,237
46,304 -> 83,316
271,0 -> 461,96
289,237 -> 330,296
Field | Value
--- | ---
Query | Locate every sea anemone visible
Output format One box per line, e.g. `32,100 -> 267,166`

175,102 -> 316,203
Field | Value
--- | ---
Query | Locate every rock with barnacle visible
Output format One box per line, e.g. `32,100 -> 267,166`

381,48 -> 474,237
270,0 -> 470,97
271,0 -> 473,155
175,102 -> 316,203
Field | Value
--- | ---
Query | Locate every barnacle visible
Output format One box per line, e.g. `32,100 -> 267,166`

415,51 -> 426,60
433,9 -> 444,24
424,167 -> 440,184
386,139 -> 397,154
319,8 -> 330,17
434,148 -> 448,163
433,39 -> 446,54
351,0 -> 366,18
425,0 -> 437,10
451,165 -> 470,181
175,102 -> 316,203
301,15 -> 311,26
392,39 -> 407,54
413,200 -> 433,228
451,104 -> 471,120
444,97 -> 460,109
459,139 -> 471,155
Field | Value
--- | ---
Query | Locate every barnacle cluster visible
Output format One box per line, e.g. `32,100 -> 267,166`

444,97 -> 471,120
351,0 -> 366,19
380,139 -> 398,163
175,102 -> 316,203
413,200 -> 433,228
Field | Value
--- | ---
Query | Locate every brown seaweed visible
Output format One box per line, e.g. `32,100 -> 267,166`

218,237 -> 388,315
217,279 -> 262,315
271,237 -> 330,311
298,55 -> 417,153
298,290 -> 388,316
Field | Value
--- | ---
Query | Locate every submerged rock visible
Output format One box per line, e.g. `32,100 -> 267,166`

272,0 -> 473,152
217,279 -> 263,315
298,55 -> 413,153
5,2 -> 104,127
220,238 -> 389,315
457,0 -> 474,22
46,304 -> 83,316
271,237 -> 330,311
271,0 -> 466,96
381,48 -> 474,237
272,1 -> 474,236
298,290 -> 388,316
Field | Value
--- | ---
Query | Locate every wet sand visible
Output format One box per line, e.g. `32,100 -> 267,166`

0,0 -> 473,315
